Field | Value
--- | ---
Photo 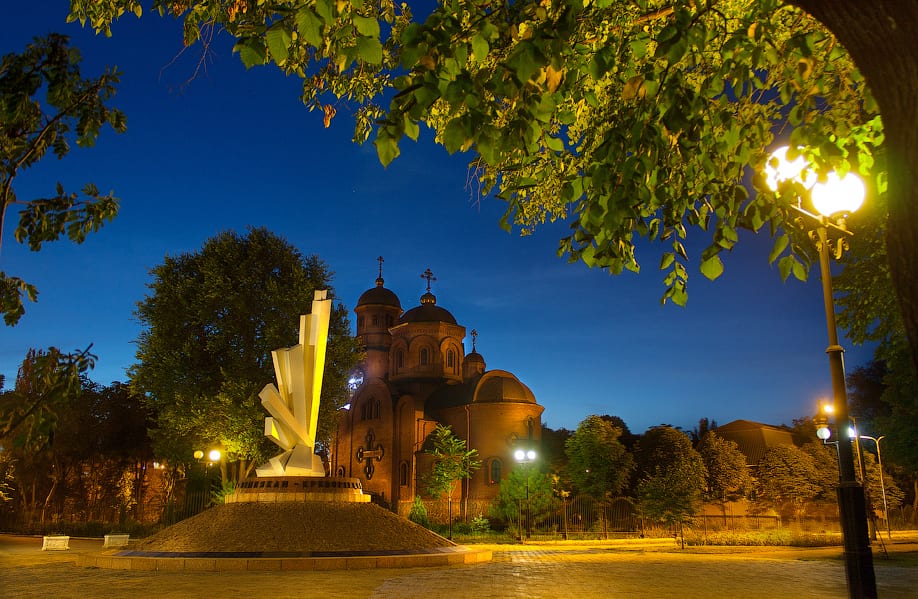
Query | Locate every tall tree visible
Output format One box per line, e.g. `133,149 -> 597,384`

132,227 -> 361,483
755,444 -> 820,522
697,431 -> 751,507
1,34 -> 126,324
421,424 -> 480,538
565,415 -> 634,500
634,426 -> 706,535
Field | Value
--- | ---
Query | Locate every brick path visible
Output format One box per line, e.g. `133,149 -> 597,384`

2,535 -> 916,598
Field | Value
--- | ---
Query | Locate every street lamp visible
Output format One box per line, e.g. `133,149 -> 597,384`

859,435 -> 890,540
514,448 -> 536,540
765,146 -> 876,598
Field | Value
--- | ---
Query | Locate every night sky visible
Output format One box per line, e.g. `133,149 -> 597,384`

0,3 -> 875,435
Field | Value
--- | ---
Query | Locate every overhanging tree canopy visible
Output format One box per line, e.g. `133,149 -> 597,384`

65,0 -> 917,373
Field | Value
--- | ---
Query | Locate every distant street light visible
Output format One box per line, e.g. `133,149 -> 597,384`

859,435 -> 890,540
765,146 -> 875,598
514,448 -> 537,540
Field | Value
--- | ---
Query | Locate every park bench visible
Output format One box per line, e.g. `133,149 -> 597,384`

103,534 -> 130,548
41,535 -> 69,551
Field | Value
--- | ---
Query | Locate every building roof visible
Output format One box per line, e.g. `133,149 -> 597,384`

425,370 -> 536,416
398,292 -> 457,325
713,419 -> 802,467
356,277 -> 401,309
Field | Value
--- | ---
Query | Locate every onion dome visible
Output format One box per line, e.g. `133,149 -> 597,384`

356,257 -> 401,309
399,267 -> 456,324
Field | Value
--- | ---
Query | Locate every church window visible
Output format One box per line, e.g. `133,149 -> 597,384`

446,349 -> 456,371
489,459 -> 502,485
420,348 -> 429,366
399,461 -> 409,486
372,315 -> 379,326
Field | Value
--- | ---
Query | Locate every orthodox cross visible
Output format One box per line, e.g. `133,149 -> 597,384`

356,429 -> 385,480
420,268 -> 436,292
377,256 -> 384,278
471,329 -> 478,352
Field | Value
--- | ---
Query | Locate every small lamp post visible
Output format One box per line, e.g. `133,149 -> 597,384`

514,448 -> 536,540
859,435 -> 890,540
764,146 -> 876,598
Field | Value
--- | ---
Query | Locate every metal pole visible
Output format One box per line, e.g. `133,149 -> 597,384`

862,436 -> 890,540
525,474 -> 531,540
817,225 -> 877,598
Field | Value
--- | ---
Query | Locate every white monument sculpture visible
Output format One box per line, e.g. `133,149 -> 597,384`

255,290 -> 331,477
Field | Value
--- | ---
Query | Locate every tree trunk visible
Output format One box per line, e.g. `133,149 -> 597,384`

791,1 -> 918,374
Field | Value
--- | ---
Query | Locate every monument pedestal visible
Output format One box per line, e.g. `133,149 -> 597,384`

227,476 -> 370,504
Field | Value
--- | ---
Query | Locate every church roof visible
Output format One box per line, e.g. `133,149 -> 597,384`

356,277 -> 401,309
425,370 -> 536,415
399,291 -> 457,325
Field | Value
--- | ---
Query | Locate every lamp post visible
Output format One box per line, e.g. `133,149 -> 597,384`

859,435 -> 890,540
514,448 -> 536,540
765,146 -> 876,598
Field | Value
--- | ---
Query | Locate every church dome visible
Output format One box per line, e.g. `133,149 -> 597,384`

473,371 -> 536,404
399,291 -> 457,324
465,350 -> 484,365
357,276 -> 401,309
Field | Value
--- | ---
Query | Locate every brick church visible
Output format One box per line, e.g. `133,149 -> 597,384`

331,260 -> 544,517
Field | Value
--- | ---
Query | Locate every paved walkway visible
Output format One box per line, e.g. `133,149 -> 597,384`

1,534 -> 916,598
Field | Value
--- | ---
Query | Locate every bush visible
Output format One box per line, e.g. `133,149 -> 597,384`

408,496 -> 430,528
682,529 -> 842,547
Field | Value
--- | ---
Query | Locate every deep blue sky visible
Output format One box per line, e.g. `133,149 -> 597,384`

0,3 -> 875,434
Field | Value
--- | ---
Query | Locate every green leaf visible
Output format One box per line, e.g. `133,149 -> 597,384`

660,252 -> 675,270
374,131 -> 400,166
356,36 -> 383,65
265,24 -> 292,66
403,115 -> 419,141
777,255 -> 795,281
353,15 -> 380,38
443,118 -> 468,154
315,0 -> 334,24
234,38 -> 267,69
471,34 -> 489,63
295,8 -> 323,47
700,254 -> 724,280
768,234 -> 789,264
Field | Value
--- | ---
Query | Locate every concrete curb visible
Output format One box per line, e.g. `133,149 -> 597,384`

76,547 -> 492,571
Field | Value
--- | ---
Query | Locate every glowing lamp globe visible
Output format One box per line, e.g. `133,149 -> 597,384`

208,449 -> 222,462
526,450 -> 537,461
811,171 -> 866,217
193,450 -> 204,460
514,449 -> 525,461
816,427 -> 832,441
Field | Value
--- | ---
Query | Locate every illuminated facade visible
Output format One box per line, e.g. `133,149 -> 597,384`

331,263 -> 544,517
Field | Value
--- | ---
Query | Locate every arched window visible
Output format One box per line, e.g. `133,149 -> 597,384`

489,459 -> 502,485
399,461 -> 409,486
446,349 -> 455,369
396,350 -> 404,369
420,348 -> 429,366
372,315 -> 379,326
372,399 -> 380,419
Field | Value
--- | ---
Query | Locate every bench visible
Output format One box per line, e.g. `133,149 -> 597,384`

103,534 -> 130,548
41,535 -> 70,551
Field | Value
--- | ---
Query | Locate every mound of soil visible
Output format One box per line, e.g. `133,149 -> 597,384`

133,502 -> 452,553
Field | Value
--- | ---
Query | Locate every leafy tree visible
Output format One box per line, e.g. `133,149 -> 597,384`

132,227 -> 361,483
754,444 -> 820,522
489,464 -> 553,534
1,34 -> 126,325
697,432 -> 751,506
634,426 -> 706,537
64,1 -> 918,378
565,415 -> 634,500
799,441 -> 838,502
0,347 -> 95,443
421,424 -> 480,538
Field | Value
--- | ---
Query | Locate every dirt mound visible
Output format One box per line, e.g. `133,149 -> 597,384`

134,502 -> 452,553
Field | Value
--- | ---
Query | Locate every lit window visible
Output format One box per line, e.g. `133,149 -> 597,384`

399,461 -> 409,486
447,349 -> 455,369
420,348 -> 429,366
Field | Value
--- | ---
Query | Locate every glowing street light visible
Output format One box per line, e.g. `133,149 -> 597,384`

765,146 -> 875,598
514,448 -> 537,540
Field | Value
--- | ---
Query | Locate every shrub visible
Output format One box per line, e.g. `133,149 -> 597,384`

408,496 -> 430,528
